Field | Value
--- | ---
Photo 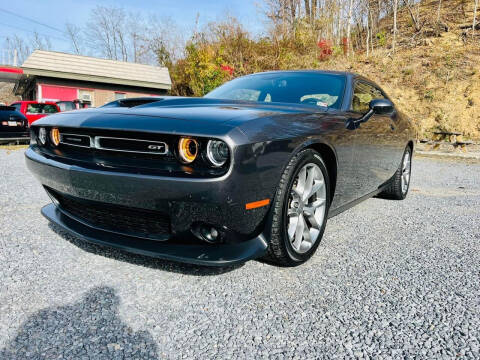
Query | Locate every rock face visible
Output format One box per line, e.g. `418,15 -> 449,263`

0,82 -> 20,105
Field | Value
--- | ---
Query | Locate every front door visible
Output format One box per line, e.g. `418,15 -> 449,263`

350,81 -> 400,197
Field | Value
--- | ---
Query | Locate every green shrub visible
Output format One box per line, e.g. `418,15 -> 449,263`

424,89 -> 435,101
376,31 -> 387,47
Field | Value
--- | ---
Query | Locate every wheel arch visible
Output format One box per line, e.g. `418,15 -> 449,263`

307,143 -> 337,205
284,140 -> 337,206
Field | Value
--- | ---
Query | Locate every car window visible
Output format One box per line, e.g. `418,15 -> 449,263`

205,72 -> 345,109
43,104 -> 59,113
352,82 -> 385,113
226,89 -> 262,101
11,103 -> 21,112
57,102 -> 76,111
26,104 -> 59,114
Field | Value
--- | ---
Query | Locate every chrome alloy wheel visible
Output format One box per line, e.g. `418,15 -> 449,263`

401,150 -> 411,194
287,163 -> 327,254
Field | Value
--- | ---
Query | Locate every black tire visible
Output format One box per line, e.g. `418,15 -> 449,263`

264,149 -> 330,266
378,146 -> 412,200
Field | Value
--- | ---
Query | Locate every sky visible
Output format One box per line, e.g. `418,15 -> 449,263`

0,0 -> 265,60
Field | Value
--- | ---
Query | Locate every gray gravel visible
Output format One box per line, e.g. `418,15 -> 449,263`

1,148 -> 479,359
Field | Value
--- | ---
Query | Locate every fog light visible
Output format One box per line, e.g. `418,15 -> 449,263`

192,224 -> 221,244
201,226 -> 219,242
38,127 -> 47,145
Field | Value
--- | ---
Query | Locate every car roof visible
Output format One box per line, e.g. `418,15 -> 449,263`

11,101 -> 58,104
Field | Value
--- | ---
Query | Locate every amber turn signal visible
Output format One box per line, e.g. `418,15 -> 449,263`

245,199 -> 270,210
51,128 -> 61,146
178,137 -> 199,164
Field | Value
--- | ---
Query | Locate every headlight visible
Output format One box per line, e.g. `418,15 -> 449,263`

38,127 -> 47,145
51,128 -> 60,146
206,140 -> 229,167
178,137 -> 199,164
29,129 -> 37,145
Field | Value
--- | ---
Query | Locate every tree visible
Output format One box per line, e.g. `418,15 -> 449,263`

304,0 -> 311,21
4,35 -> 30,64
85,6 -> 128,61
65,23 -> 83,54
405,0 -> 422,32
392,0 -> 398,53
474,0 -> 479,37
436,0 -> 442,23
346,0 -> 354,55
32,32 -> 52,51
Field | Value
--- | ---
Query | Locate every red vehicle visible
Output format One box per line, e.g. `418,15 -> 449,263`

10,101 -> 60,126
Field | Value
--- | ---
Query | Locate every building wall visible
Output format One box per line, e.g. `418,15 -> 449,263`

94,89 -> 112,107
28,77 -> 168,107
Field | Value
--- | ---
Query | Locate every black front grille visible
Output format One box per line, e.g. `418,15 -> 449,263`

61,133 -> 91,147
47,189 -> 170,241
96,137 -> 168,154
33,127 -> 229,178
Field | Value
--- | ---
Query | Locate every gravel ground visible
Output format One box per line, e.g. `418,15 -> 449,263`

1,149 -> 479,359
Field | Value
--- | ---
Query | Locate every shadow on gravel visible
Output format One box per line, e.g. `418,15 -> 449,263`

0,286 -> 159,359
49,223 -> 243,276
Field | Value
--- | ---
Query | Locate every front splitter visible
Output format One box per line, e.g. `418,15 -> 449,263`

41,203 -> 268,267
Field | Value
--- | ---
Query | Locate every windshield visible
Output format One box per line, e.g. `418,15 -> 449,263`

204,72 -> 345,109
26,103 -> 58,114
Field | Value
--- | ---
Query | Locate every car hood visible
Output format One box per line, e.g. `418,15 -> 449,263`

31,97 -> 317,137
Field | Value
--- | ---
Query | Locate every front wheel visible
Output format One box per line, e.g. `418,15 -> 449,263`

264,149 -> 330,266
378,146 -> 412,200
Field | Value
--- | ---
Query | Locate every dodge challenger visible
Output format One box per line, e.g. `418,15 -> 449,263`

25,71 -> 414,266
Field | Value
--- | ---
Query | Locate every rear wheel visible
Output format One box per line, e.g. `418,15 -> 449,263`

265,149 -> 330,266
378,146 -> 412,200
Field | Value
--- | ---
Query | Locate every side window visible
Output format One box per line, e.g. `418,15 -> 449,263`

11,103 -> 21,112
27,104 -> 40,114
352,82 -> 385,113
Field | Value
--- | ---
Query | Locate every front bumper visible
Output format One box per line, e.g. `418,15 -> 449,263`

25,147 -> 273,265
0,131 -> 29,142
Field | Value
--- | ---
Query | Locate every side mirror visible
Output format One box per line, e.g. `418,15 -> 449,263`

369,99 -> 394,114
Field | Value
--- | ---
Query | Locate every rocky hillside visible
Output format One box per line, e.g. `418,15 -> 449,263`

0,83 -> 19,105
319,0 -> 479,140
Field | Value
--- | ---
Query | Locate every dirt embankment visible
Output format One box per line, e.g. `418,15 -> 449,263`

318,0 -> 480,140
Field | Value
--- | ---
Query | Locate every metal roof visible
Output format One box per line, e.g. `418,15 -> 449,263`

21,50 -> 171,90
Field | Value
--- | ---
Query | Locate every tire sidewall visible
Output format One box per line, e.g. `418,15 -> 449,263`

280,151 -> 330,263
401,147 -> 412,198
